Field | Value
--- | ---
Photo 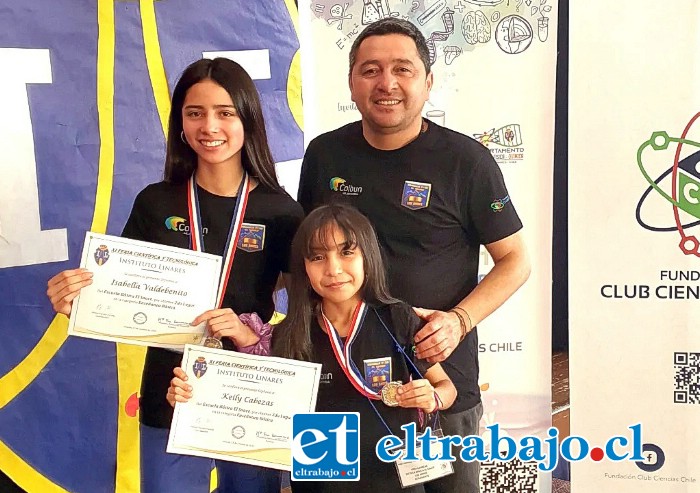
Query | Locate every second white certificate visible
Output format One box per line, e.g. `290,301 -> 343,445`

167,345 -> 321,470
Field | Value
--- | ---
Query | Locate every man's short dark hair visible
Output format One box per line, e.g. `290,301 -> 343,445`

348,18 -> 431,76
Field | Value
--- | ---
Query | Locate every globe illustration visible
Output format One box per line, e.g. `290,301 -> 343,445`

495,15 -> 533,54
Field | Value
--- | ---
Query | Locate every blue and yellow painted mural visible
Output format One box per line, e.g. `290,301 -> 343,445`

0,1 -> 302,491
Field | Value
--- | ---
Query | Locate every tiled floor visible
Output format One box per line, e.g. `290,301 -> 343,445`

553,477 -> 571,493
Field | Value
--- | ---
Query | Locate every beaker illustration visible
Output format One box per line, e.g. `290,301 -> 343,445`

426,109 -> 445,126
538,16 -> 549,42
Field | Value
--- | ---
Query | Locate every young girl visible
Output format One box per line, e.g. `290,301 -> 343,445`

46,57 -> 303,493
276,204 -> 456,492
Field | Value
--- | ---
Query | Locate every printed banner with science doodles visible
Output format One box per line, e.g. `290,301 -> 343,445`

569,1 -> 700,491
0,1 -> 302,492
299,0 -> 557,491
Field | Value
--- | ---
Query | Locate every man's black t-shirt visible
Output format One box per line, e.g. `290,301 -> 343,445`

290,302 -> 433,493
298,121 -> 522,412
121,180 -> 304,428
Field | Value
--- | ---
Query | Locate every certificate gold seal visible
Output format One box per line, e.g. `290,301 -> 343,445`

202,337 -> 223,349
381,381 -> 402,407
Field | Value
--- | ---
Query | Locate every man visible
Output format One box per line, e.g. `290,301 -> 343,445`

297,18 -> 530,493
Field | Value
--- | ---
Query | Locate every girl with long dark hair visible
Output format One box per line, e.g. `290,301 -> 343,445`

46,57 -> 303,493
275,204 -> 456,492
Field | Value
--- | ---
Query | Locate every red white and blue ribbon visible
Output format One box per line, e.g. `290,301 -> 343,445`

187,173 -> 250,308
321,301 -> 381,400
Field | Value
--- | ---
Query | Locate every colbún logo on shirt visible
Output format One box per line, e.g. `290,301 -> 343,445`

165,216 -> 186,231
165,215 -> 208,235
329,177 -> 362,196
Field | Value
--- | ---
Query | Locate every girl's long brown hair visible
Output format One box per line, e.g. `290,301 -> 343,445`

163,57 -> 284,194
273,204 -> 396,361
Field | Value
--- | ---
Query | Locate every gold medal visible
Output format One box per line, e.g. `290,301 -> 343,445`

202,337 -> 223,349
381,381 -> 402,407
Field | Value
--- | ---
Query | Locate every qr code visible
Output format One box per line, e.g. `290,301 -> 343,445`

480,456 -> 538,493
673,352 -> 700,404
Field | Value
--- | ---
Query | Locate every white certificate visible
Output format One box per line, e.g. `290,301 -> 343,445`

167,345 -> 321,470
68,232 -> 222,349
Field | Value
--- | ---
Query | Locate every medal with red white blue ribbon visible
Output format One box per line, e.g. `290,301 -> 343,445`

188,173 -> 250,347
322,301 -> 402,405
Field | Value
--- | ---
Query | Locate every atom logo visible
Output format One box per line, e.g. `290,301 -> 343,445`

636,112 -> 700,257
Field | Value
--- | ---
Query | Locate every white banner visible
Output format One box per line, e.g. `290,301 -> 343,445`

570,1 -> 700,491
299,1 -> 557,490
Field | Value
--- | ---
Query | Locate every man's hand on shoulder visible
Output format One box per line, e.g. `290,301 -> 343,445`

412,307 -> 465,363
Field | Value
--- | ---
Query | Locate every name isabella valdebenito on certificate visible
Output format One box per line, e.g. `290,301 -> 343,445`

67,232 -> 222,349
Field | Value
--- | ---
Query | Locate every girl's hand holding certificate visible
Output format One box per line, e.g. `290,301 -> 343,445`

166,367 -> 192,407
192,308 -> 260,349
47,268 -> 94,316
